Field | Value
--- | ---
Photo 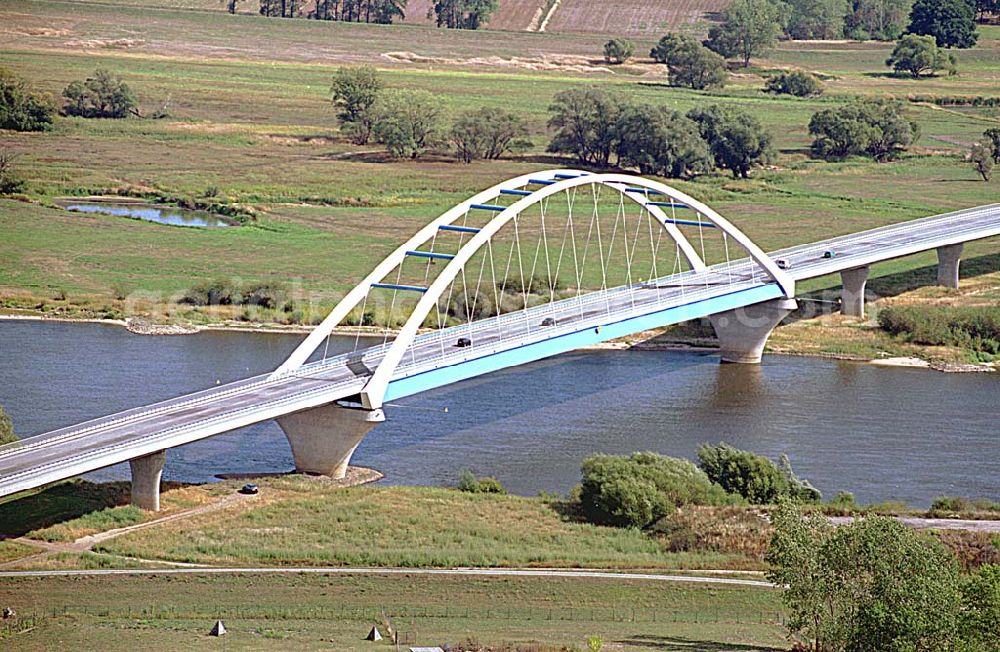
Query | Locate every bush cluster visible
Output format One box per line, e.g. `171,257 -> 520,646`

649,33 -> 727,89
696,442 -> 821,504
907,94 -> 1000,107
764,70 -> 824,97
0,405 -> 17,446
808,98 -> 919,161
0,67 -> 55,132
579,452 -> 737,529
331,66 -> 529,161
877,304 -> 1000,354
457,469 -> 506,494
62,69 -> 137,119
547,87 -> 772,180
180,279 -> 288,309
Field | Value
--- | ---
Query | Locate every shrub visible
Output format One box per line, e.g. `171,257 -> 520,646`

960,564 -> 1000,647
886,34 -> 957,77
373,89 -> 445,159
602,37 -> 634,64
827,490 -> 858,512
615,105 -> 712,179
62,69 -> 137,119
686,105 -> 773,178
179,279 -> 287,309
878,304 -> 1000,353
985,127 -> 1000,163
330,66 -> 382,145
0,405 -> 17,446
450,107 -> 530,163
579,452 -> 737,529
808,98 -> 919,161
764,70 -> 824,97
650,33 -> 727,89
696,442 -> 791,504
0,67 -> 55,131
546,87 -> 621,166
971,142 -> 994,181
0,149 -> 26,195
456,470 -> 506,494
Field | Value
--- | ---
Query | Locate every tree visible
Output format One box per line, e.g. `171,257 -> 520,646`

974,0 -> 1000,21
0,67 -> 55,132
330,66 -> 383,145
768,503 -> 965,651
705,0 -> 789,67
786,0 -> 848,39
546,87 -> 621,166
650,34 -> 726,89
579,452 -> 735,529
983,127 -> 1000,163
845,0 -> 911,40
886,33 -> 958,76
614,105 -> 713,179
687,106 -> 774,178
450,107 -> 529,163
808,98 -> 919,161
0,405 -> 16,446
431,0 -> 497,29
908,0 -> 978,48
0,149 -> 26,196
602,37 -> 634,64
372,89 -> 445,159
971,142 -> 994,181
764,70 -> 824,96
61,69 -> 137,119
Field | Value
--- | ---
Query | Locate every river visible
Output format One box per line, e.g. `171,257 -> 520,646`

0,320 -> 997,507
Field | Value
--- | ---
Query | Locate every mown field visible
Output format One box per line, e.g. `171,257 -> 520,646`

1,1 -> 999,327
0,572 -> 786,651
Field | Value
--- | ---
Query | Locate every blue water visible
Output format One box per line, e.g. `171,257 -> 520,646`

63,202 -> 231,228
1,320 -> 997,507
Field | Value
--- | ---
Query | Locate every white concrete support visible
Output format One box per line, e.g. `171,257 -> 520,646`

129,450 -> 166,511
840,266 -> 870,318
708,299 -> 798,364
937,243 -> 963,289
276,404 -> 385,478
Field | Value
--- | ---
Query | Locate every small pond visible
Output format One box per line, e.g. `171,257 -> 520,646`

57,200 -> 233,228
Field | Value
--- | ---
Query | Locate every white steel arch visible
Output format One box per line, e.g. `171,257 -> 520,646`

271,169 -> 712,379
356,172 -> 794,409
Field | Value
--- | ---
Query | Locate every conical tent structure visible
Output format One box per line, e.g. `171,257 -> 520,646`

209,620 -> 227,636
366,626 -> 382,641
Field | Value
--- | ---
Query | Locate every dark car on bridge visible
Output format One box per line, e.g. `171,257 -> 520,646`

541,317 -> 557,327
456,337 -> 472,348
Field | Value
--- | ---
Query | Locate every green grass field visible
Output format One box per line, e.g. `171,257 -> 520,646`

0,572 -> 787,650
1,1 -> 999,322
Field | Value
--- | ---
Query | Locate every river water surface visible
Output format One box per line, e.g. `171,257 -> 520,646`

1,320 -> 997,507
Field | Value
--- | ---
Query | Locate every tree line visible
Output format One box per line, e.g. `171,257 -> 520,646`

227,0 -> 498,28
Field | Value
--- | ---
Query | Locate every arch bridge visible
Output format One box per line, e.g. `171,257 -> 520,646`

1,170 -> 998,510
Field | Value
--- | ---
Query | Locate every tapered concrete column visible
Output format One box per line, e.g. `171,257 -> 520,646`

277,404 -> 385,478
937,243 -> 963,289
129,450 -> 166,511
708,298 -> 798,364
840,266 -> 870,318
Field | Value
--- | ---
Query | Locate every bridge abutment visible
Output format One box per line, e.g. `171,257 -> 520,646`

708,299 -> 798,364
129,450 -> 166,511
937,243 -> 963,289
277,404 -> 385,478
840,266 -> 870,318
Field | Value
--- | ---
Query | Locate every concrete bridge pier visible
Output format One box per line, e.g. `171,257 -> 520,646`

277,404 -> 385,478
840,266 -> 870,318
129,450 -> 166,511
708,298 -> 798,364
937,243 -> 963,289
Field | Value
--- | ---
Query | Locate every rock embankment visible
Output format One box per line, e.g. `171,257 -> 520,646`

125,318 -> 198,336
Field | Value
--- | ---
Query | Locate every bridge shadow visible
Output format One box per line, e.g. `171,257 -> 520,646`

0,479 -> 192,538
618,635 -> 785,651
